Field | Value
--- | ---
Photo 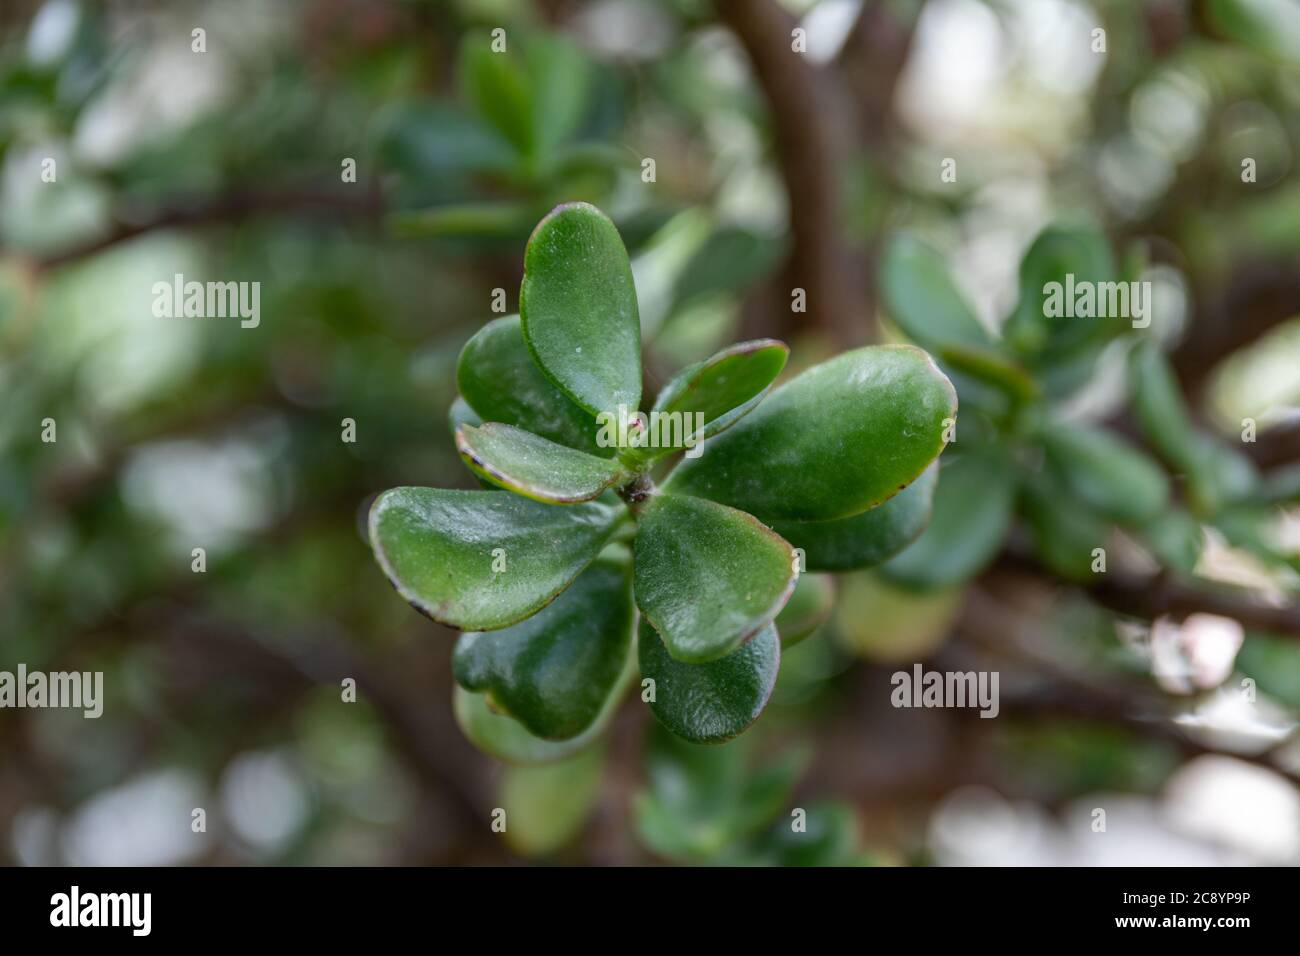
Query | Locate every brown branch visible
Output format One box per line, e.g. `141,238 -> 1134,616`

1092,573 -> 1300,636
1171,258 -> 1300,404
996,681 -> 1299,784
1246,419 -> 1300,471
81,600 -> 492,851
834,0 -> 919,148
996,551 -> 1300,638
20,184 -> 385,272
714,0 -> 864,345
954,589 -> 1300,784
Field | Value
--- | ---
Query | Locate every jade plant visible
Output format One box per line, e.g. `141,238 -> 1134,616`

868,227 -> 1287,602
368,202 -> 956,757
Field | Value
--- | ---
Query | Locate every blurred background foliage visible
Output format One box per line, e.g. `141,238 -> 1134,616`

1,0 -> 1299,865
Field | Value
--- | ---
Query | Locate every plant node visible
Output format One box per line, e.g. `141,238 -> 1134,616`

616,472 -> 655,510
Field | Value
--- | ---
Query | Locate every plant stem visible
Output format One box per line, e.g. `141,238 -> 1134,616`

615,472 -> 655,514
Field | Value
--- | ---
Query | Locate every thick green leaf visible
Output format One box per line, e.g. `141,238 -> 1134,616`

633,729 -> 805,861
774,573 -> 834,648
1004,225 -> 1117,361
1188,435 -> 1260,515
456,423 -> 626,504
634,492 -> 796,663
627,339 -> 789,463
666,345 -> 957,521
499,746 -> 605,858
375,101 -> 516,187
459,36 -> 533,157
519,202 -> 642,417
880,448 -> 1015,589
771,462 -> 937,571
1130,369 -> 1258,511
454,684 -> 613,765
639,619 -> 781,744
1213,503 -> 1298,574
448,395 -> 483,436
369,488 -> 622,630
1020,472 -> 1109,581
670,227 -> 785,312
1129,341 -> 1200,472
1130,345 -> 1256,516
1042,421 -> 1169,525
1139,509 -> 1205,575
457,315 -> 609,457
749,801 -> 862,867
389,202 -> 537,240
835,570 -> 962,661
935,343 -> 1038,405
449,397 -> 495,490
525,33 -> 594,163
879,234 -> 993,352
634,731 -> 806,861
458,32 -> 594,168
452,554 -> 634,740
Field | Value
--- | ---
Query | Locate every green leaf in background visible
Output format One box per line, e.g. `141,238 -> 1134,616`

456,423 -> 626,504
1131,341 -> 1259,513
1213,503 -> 1298,574
369,488 -> 622,630
1204,0 -> 1300,65
519,202 -> 642,417
453,684 -> 612,765
670,227 -> 786,312
499,745 -> 606,858
770,462 -> 937,572
1236,632 -> 1300,711
1020,471 -> 1110,582
881,448 -> 1015,589
873,235 -> 1038,405
1041,421 -> 1169,525
1188,435 -> 1260,514
375,101 -> 517,189
459,35 -> 533,157
633,728 -> 806,861
1139,509 -> 1205,575
639,619 -> 781,743
525,33 -> 594,164
1004,224 -> 1117,360
666,345 -> 957,522
748,801 -> 863,866
773,573 -> 835,648
1260,461 -> 1300,504
453,555 -> 634,740
388,201 -> 538,240
935,343 -> 1039,406
457,315 -> 609,457
1129,341 -> 1201,474
634,492 -> 796,662
630,338 -> 789,463
458,31 -> 596,170
879,233 -> 994,352
834,570 -> 962,662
